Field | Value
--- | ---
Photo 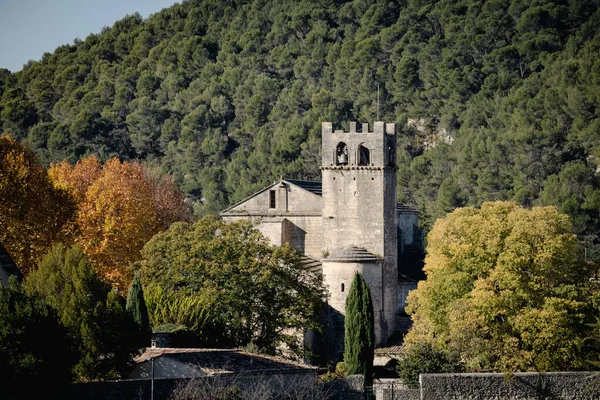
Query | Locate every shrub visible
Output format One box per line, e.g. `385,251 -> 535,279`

396,343 -> 463,389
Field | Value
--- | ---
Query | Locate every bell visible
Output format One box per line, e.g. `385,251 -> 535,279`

338,152 -> 348,164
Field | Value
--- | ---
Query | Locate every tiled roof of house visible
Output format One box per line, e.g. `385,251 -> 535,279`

135,348 -> 316,375
299,256 -> 322,273
374,346 -> 404,356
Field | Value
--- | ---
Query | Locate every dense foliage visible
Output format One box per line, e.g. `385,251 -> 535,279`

404,202 -> 599,371
1,0 -> 599,241
0,136 -> 75,274
137,215 -> 326,355
48,155 -> 191,289
344,272 -> 374,381
396,343 -> 463,389
0,277 -> 73,399
25,244 -> 141,380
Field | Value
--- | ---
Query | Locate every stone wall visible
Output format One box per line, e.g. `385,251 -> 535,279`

398,212 -> 418,249
322,260 -> 383,356
398,281 -> 417,313
282,216 -> 323,259
67,372 -> 361,400
420,372 -> 600,400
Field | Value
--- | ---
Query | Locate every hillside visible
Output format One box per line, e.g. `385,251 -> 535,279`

1,0 -> 599,243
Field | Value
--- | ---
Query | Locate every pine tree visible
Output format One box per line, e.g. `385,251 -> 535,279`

344,272 -> 375,382
126,273 -> 151,346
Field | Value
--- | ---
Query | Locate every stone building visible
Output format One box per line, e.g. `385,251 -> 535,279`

221,121 -> 424,361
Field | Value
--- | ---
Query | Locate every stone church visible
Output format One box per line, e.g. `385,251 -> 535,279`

221,121 -> 424,360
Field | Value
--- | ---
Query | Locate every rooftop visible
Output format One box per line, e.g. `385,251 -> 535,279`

325,246 -> 381,262
134,348 -> 316,375
285,179 -> 322,196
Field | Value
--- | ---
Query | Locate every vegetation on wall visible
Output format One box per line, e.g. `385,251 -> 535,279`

0,0 -> 599,246
404,201 -> 600,372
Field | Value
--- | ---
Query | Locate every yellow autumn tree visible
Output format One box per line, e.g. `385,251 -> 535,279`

405,201 -> 599,372
0,136 -> 75,274
48,156 -> 102,202
75,159 -> 160,290
48,156 -> 191,290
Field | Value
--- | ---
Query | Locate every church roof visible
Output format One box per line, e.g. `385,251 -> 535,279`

299,255 -> 323,273
284,179 -> 322,196
220,178 -> 322,215
325,246 -> 381,262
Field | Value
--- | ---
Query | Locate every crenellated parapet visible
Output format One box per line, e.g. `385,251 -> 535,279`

321,121 -> 395,135
321,121 -> 396,167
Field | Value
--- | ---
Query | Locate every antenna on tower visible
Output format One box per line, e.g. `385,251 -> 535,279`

377,82 -> 380,121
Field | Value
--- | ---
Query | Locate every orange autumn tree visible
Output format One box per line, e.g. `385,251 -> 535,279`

49,156 -> 102,202
48,157 -> 190,290
0,136 -> 75,274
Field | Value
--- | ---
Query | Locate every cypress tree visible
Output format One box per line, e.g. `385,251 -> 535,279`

126,274 -> 151,345
344,272 -> 375,382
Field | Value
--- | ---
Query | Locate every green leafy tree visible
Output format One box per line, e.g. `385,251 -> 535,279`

25,243 -> 140,380
126,273 -> 151,348
0,277 -> 73,399
344,272 -> 375,382
396,343 -> 463,389
405,201 -> 598,372
137,215 -> 326,355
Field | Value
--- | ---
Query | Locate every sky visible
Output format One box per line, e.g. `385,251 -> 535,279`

0,0 -> 180,72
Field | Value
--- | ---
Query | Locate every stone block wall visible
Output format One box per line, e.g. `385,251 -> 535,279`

420,372 -> 600,400
322,260 -> 383,355
282,216 -> 323,259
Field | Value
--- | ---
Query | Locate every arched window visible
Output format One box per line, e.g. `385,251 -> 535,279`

358,144 -> 370,166
336,142 -> 348,165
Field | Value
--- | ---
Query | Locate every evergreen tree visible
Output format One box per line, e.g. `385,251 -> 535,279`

344,272 -> 375,382
126,273 -> 151,347
0,276 -> 73,399
25,244 -> 140,380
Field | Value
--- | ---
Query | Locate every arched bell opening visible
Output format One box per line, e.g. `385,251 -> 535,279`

358,144 -> 370,166
336,142 -> 348,165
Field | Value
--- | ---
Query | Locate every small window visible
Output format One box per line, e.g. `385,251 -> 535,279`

269,190 -> 276,208
341,283 -> 345,292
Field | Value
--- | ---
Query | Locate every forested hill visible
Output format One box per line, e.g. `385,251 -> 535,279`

1,0 -> 600,240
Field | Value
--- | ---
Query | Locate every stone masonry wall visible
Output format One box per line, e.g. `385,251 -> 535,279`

282,216 -> 323,259
322,260 -> 383,355
420,372 -> 600,400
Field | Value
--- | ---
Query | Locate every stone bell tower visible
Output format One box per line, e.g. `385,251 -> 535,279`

320,121 -> 398,358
